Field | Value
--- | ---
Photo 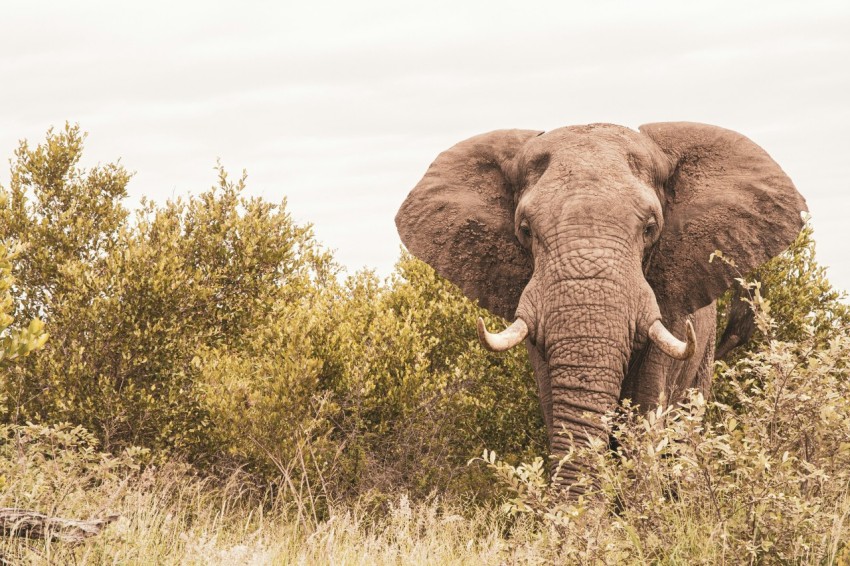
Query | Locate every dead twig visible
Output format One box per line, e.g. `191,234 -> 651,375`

0,508 -> 118,543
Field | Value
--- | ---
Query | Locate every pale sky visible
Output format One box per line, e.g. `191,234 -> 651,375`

1,0 -> 848,294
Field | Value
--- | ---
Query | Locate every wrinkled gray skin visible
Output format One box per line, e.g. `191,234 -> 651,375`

396,123 -> 807,485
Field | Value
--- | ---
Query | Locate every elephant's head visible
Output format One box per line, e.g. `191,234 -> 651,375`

395,122 -> 806,482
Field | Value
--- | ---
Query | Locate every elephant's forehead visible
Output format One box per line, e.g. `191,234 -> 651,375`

524,124 -> 653,164
527,179 -> 652,216
516,124 -> 664,224
518,124 -> 667,200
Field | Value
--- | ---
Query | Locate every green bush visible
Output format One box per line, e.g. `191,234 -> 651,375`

716,220 -> 850,364
196,252 -> 545,500
0,242 -> 48,368
0,238 -> 49,417
0,125 -> 544,500
310,255 -> 545,497
0,125 -> 332,461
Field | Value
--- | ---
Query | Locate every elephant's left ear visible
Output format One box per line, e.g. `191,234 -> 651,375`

640,122 -> 807,314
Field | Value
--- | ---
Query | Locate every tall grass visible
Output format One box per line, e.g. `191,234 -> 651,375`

2,402 -> 848,565
0,433 -> 538,564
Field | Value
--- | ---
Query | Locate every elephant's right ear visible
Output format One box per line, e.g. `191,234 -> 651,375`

395,129 -> 541,320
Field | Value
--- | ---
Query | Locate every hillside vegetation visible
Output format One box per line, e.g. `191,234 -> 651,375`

0,125 -> 848,564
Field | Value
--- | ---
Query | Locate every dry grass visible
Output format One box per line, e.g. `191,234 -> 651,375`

1,424 -> 848,565
0,453 -> 538,565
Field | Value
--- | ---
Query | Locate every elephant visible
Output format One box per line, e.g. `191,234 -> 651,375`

395,122 -> 807,485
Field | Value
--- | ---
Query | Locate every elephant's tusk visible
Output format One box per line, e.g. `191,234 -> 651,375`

477,317 -> 528,352
648,319 -> 696,360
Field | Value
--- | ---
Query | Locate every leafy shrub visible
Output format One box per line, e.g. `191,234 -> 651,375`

197,252 -> 545,501
309,255 -> 545,497
0,241 -> 48,370
0,125 -> 544,500
716,219 -> 850,364
0,236 -> 49,421
0,124 -> 332,460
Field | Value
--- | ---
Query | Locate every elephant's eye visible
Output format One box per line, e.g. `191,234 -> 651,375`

644,220 -> 658,240
519,220 -> 532,240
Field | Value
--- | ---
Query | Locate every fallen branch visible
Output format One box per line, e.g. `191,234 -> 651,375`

0,508 -> 118,543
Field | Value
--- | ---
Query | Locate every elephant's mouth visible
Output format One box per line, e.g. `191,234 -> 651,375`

477,310 -> 695,360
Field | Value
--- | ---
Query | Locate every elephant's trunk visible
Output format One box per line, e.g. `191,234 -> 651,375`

542,276 -> 634,488
547,339 -> 629,488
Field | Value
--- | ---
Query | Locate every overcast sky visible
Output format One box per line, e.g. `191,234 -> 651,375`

1,0 -> 848,295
